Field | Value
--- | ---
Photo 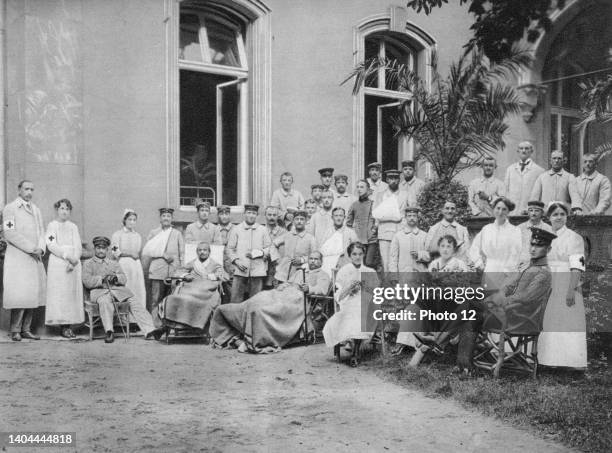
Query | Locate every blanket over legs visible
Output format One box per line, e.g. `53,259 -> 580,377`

210,284 -> 310,353
160,278 -> 221,331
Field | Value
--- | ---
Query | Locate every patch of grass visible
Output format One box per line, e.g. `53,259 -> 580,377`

362,349 -> 612,452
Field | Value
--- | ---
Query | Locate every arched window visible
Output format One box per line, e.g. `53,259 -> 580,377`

353,8 -> 436,181
167,0 -> 271,209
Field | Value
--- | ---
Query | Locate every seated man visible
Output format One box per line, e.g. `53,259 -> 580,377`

412,227 -> 555,371
210,251 -> 331,353
158,242 -> 227,333
82,236 -> 162,343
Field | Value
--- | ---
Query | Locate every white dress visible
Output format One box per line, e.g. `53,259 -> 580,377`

111,228 -> 147,312
323,263 -> 376,347
468,220 -> 522,290
538,226 -> 587,368
45,220 -> 84,325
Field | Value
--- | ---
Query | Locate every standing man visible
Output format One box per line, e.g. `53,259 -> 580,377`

143,208 -> 184,314
389,206 -> 429,273
373,170 -> 408,271
318,168 -> 336,195
572,153 -> 612,215
270,172 -> 305,217
2,180 -> 46,341
399,160 -> 426,208
531,150 -> 578,207
274,210 -> 317,283
424,201 -> 470,261
504,141 -> 545,215
213,205 -> 235,303
347,179 -> 378,269
518,201 -> 552,265
332,174 -> 356,218
227,204 -> 271,303
184,201 -> 218,245
467,157 -> 506,216
366,162 -> 388,200
310,190 -> 335,248
264,206 -> 287,289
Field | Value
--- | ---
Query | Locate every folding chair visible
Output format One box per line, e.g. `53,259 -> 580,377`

473,288 -> 551,379
83,288 -> 131,341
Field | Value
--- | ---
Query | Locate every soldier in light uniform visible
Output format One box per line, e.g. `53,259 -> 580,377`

184,201 -> 218,245
264,206 -> 287,289
274,210 -> 317,283
143,208 -> 185,314
399,160 -> 426,208
318,167 -> 336,196
213,205 -> 235,304
530,151 -> 578,207
366,162 -> 388,200
467,157 -> 505,216
270,172 -> 305,217
310,184 -> 325,208
2,180 -> 46,341
517,200 -> 552,265
332,174 -> 356,220
227,204 -> 272,303
572,153 -> 612,215
424,201 -> 470,262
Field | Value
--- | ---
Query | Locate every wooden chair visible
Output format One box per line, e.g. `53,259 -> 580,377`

83,288 -> 131,341
473,288 -> 551,379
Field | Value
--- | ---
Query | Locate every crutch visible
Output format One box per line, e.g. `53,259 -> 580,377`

301,267 -> 309,341
104,277 -> 129,342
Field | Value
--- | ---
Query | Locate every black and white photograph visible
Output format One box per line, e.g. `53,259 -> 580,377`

1,0 -> 611,451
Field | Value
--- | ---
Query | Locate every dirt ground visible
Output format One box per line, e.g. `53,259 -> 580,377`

0,335 -> 570,453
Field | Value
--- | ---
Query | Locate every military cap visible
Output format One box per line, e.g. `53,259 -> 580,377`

529,227 -> 557,246
384,169 -> 401,178
311,184 -> 325,190
318,167 -> 334,176
405,205 -> 421,213
334,174 -> 348,182
244,204 -> 260,213
216,205 -> 231,214
286,207 -> 297,213
293,210 -> 308,219
92,236 -> 111,247
367,162 -> 382,170
527,200 -> 545,210
195,200 -> 211,211
159,207 -> 174,215
401,160 -> 415,169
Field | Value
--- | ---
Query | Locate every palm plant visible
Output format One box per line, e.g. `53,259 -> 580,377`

579,73 -> 612,160
345,47 -> 532,183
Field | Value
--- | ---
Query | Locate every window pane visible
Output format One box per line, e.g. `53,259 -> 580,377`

180,13 -> 203,62
550,114 -> 558,151
205,19 -> 241,67
364,38 -> 379,88
364,95 -> 400,172
561,116 -> 581,173
180,70 -> 238,207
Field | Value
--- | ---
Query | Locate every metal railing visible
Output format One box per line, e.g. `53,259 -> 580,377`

179,186 -> 216,207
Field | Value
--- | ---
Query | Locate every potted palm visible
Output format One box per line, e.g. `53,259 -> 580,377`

345,48 -> 531,228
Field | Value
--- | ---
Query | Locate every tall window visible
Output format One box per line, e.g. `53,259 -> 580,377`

544,3 -> 612,174
178,6 -> 248,207
363,33 -> 416,172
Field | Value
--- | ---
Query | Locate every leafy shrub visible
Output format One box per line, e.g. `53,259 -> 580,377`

417,179 -> 470,230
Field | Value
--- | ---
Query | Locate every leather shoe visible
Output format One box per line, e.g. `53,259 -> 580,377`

21,331 -> 40,340
145,328 -> 164,341
11,332 -> 22,342
104,331 -> 114,344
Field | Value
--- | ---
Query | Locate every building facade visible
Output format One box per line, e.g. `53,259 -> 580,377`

1,0 -> 611,241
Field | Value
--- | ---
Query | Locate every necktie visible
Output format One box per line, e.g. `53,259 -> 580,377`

519,161 -> 528,172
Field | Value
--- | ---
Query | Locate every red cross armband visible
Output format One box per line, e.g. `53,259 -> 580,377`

569,254 -> 586,272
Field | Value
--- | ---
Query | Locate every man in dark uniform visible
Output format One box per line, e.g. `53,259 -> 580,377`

414,227 -> 555,364
82,236 -> 162,343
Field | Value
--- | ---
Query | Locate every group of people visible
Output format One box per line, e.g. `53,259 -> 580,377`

1,139 -> 604,370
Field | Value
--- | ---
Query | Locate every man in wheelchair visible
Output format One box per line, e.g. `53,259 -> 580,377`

414,227 -> 555,374
82,236 -> 162,343
210,251 -> 331,353
156,241 -> 228,336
